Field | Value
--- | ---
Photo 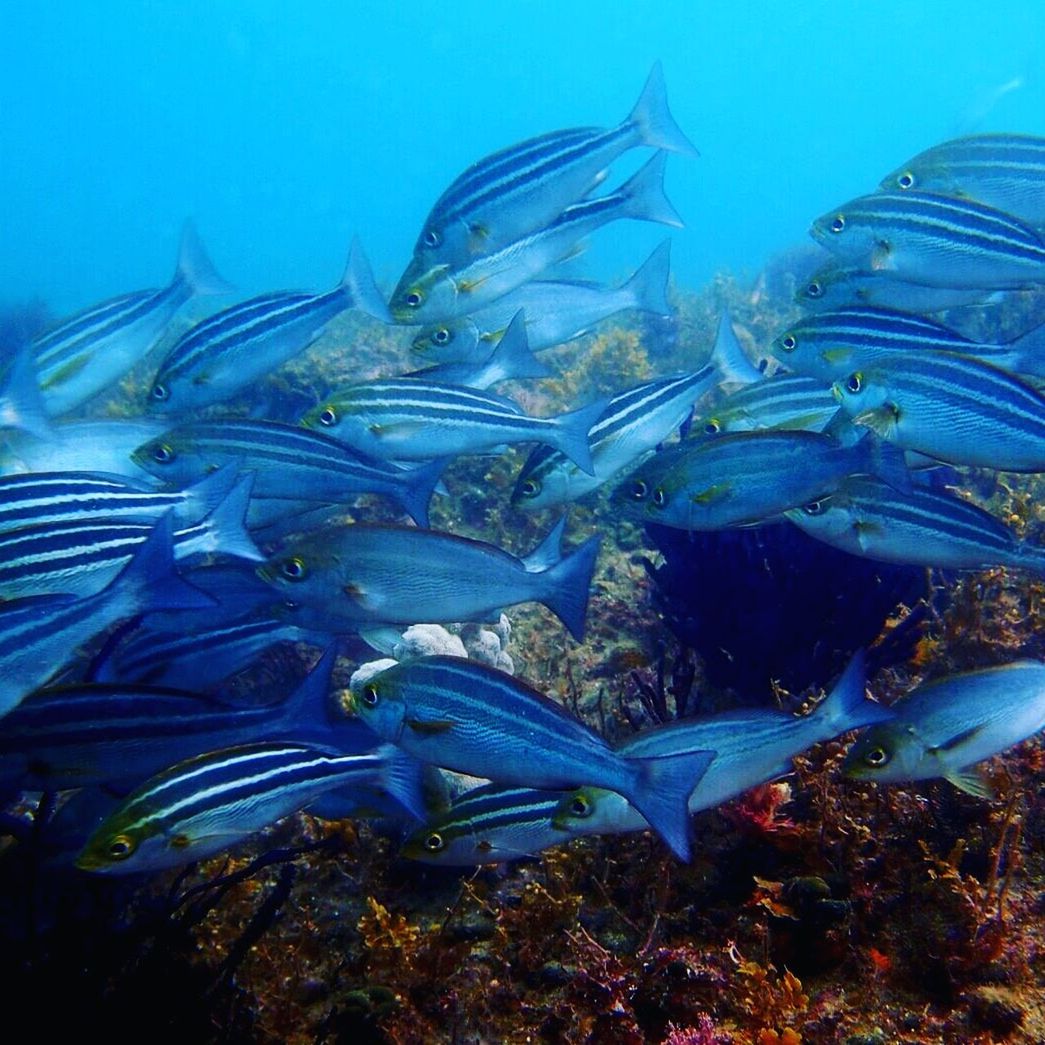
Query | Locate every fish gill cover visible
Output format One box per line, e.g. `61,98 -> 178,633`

1,6 -> 1045,1043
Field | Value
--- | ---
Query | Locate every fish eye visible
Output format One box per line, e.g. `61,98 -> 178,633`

433,328 -> 452,345
152,443 -> 175,464
424,832 -> 445,852
704,419 -> 721,435
803,498 -> 827,515
405,289 -> 424,309
520,478 -> 540,498
318,407 -> 338,427
280,557 -> 307,581
845,372 -> 863,394
423,229 -> 442,249
651,488 -> 667,508
150,383 -> 170,402
569,795 -> 592,818
805,281 -> 824,299
830,214 -> 846,234
779,334 -> 797,352
628,479 -> 648,501
897,171 -> 915,190
108,834 -> 135,860
864,746 -> 890,767
361,684 -> 380,708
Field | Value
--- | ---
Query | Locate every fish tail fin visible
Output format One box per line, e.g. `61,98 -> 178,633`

485,311 -> 552,382
376,744 -> 429,822
280,645 -> 343,730
618,152 -> 685,229
628,61 -> 700,158
538,533 -> 601,641
709,310 -> 763,387
622,239 -> 672,316
176,462 -> 240,526
550,396 -> 609,476
0,344 -> 52,440
814,649 -> 894,736
193,472 -> 264,562
627,748 -> 717,862
116,513 -> 216,614
176,220 -> 234,297
396,456 -> 449,528
341,237 -> 392,323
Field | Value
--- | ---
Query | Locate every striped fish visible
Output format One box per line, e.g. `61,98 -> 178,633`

0,514 -> 213,718
410,239 -> 673,361
0,465 -> 239,536
810,190 -> 1045,288
148,238 -> 390,414
771,306 -> 1045,382
512,368 -> 717,510
0,474 -> 261,600
831,351 -> 1045,471
786,476 -> 1045,573
397,62 -> 696,285
879,133 -> 1045,227
31,222 -> 231,417
0,648 -> 365,792
131,418 -> 446,527
693,374 -> 840,436
258,517 -> 601,641
300,377 -> 607,476
401,782 -> 573,865
390,150 -> 683,323
351,655 -> 715,861
75,740 -> 426,873
554,650 -> 885,838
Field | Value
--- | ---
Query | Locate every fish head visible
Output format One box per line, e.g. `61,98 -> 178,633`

794,266 -> 852,310
511,446 -> 565,509
786,492 -> 856,544
300,397 -> 352,434
411,319 -> 482,362
255,538 -> 337,602
831,368 -> 888,418
131,431 -> 200,484
400,817 -> 493,865
552,787 -> 630,837
389,264 -> 453,323
809,197 -> 882,263
75,807 -> 168,875
842,721 -> 921,783
349,663 -> 407,743
144,367 -> 189,416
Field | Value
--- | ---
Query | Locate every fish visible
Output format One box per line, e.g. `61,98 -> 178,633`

879,134 -> 1045,228
147,238 -> 390,413
770,306 -> 1045,383
257,517 -> 601,642
693,374 -> 840,437
0,647 -> 368,792
786,476 -> 1045,573
0,344 -> 51,441
0,464 -> 241,536
396,61 -> 696,284
613,428 -> 909,530
400,782 -> 574,865
348,655 -> 714,861
0,418 -> 169,482
403,309 -> 552,389
75,740 -> 426,873
31,222 -> 231,417
795,264 -> 1004,315
300,377 -> 608,476
0,514 -> 213,718
410,239 -> 673,361
810,191 -> 1045,289
0,474 -> 261,600
844,660 -> 1045,797
512,367 -> 718,510
831,351 -> 1045,471
389,151 -> 683,323
554,649 -> 888,837
131,418 -> 446,527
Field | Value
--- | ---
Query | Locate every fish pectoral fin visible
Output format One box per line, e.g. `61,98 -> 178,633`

192,373 -> 211,386
691,483 -> 730,505
932,724 -> 985,753
342,582 -> 381,610
853,404 -> 899,438
456,274 -> 491,295
405,718 -> 455,736
368,420 -> 425,439
852,519 -> 883,550
822,348 -> 853,365
943,766 -> 995,799
870,240 -> 895,271
467,222 -> 490,250
40,354 -> 89,390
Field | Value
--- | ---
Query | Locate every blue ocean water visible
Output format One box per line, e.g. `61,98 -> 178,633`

2,2 -> 1042,314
